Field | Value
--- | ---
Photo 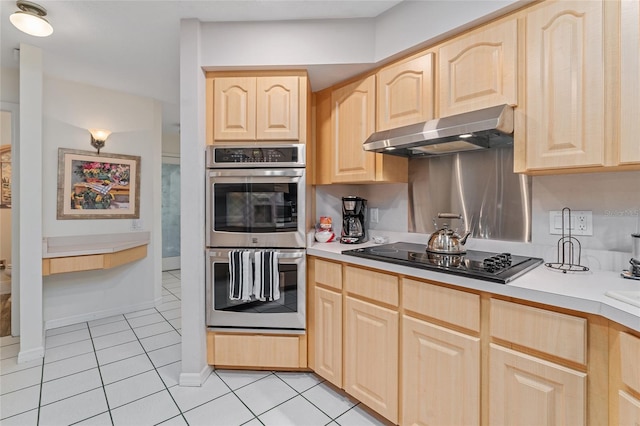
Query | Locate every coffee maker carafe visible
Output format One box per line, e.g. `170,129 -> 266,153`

341,196 -> 367,244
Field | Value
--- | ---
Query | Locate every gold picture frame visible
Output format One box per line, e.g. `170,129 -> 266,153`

57,148 -> 141,219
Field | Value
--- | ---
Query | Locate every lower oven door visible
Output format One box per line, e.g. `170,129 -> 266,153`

205,248 -> 306,331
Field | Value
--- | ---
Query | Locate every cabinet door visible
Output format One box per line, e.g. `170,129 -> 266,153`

256,76 -> 299,141
619,390 -> 640,426
213,77 -> 256,141
524,1 -> 605,170
344,296 -> 398,423
439,18 -> 517,117
489,344 -> 586,426
314,286 -> 342,387
402,315 -> 480,426
377,53 -> 434,131
620,0 -> 640,164
331,76 -> 377,182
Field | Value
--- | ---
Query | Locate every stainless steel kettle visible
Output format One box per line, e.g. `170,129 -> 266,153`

427,213 -> 471,254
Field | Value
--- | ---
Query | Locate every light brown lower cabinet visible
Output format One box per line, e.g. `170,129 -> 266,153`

207,332 -> 306,369
313,286 -> 342,387
402,315 -> 480,426
344,296 -> 399,423
489,344 -> 586,425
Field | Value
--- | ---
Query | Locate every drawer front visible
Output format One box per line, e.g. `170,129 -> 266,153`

313,258 -> 342,291
620,331 -> 640,393
212,334 -> 302,368
490,299 -> 587,364
403,278 -> 480,332
345,265 -> 399,307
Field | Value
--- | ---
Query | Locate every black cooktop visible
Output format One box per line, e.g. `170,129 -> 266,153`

342,242 -> 543,284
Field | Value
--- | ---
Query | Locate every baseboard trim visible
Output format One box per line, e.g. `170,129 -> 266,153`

179,364 -> 213,387
44,300 -> 157,330
18,346 -> 44,363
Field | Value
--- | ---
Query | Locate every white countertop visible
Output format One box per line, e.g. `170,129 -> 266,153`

43,232 -> 150,258
307,238 -> 640,332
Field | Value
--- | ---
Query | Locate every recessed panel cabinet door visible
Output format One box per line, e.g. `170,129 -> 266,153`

489,344 -> 586,426
344,296 -> 398,423
524,1 -> 605,170
214,77 -> 257,141
438,18 -> 517,117
256,76 -> 299,140
620,0 -> 640,164
331,76 -> 376,182
402,315 -> 480,426
314,286 -> 342,387
377,53 -> 434,131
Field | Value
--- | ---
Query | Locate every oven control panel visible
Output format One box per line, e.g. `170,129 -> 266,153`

206,145 -> 305,168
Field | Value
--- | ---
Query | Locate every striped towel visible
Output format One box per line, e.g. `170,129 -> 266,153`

83,182 -> 114,195
253,251 -> 280,301
228,250 -> 253,301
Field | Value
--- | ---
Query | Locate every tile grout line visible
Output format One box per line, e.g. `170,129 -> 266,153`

121,289 -> 189,425
271,372 -> 346,422
212,369 -> 269,424
85,320 -> 115,426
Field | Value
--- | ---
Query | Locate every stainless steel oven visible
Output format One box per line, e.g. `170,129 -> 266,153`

205,248 -> 305,331
205,144 -> 306,332
206,145 -> 306,248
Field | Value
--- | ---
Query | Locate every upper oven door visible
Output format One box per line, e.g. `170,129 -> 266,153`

206,168 -> 306,248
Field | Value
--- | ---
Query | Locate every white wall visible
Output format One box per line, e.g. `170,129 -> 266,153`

41,77 -> 163,329
315,184 -> 408,236
374,0 -> 526,61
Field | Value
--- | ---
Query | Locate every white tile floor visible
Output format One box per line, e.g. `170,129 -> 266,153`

0,271 -> 389,426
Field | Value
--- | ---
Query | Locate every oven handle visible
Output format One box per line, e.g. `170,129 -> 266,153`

208,250 -> 305,259
208,169 -> 304,178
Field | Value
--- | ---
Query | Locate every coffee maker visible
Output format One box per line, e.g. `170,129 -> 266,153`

341,196 -> 367,244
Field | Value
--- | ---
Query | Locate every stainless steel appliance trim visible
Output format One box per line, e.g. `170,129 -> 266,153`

207,327 -> 306,335
208,169 -> 305,178
205,248 -> 306,330
206,144 -> 306,168
207,250 -> 304,259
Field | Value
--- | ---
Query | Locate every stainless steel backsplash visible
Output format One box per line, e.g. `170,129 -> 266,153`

408,146 -> 532,242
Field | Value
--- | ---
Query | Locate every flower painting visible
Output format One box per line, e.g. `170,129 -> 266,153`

57,149 -> 141,219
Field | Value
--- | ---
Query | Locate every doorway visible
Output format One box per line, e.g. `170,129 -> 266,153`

162,155 -> 180,271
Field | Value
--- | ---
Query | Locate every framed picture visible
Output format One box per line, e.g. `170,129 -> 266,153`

57,148 -> 141,219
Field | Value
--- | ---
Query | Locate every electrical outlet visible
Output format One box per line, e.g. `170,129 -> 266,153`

549,210 -> 593,236
370,208 -> 379,223
131,219 -> 144,230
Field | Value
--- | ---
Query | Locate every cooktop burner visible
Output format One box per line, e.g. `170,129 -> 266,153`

342,242 -> 543,284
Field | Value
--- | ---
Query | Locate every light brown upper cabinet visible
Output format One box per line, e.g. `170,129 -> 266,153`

518,1 -> 605,171
620,0 -> 640,165
376,52 -> 434,131
210,75 -> 304,143
438,18 -> 518,117
324,75 -> 407,184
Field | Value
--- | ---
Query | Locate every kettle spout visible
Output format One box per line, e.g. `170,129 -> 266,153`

459,231 -> 471,245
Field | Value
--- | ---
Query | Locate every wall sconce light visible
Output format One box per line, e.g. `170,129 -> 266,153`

89,128 -> 111,154
10,1 -> 53,37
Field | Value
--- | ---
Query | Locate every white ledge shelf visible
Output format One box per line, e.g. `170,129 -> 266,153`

42,232 -> 150,276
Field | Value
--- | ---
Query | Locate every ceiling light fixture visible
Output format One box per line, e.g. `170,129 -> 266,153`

89,129 -> 112,154
10,0 -> 53,37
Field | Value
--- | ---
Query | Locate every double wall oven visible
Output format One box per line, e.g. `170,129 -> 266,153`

205,145 -> 306,332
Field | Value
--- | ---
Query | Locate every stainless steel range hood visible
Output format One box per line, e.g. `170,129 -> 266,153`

363,104 -> 514,157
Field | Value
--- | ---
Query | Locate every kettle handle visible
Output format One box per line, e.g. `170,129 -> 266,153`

438,213 -> 463,220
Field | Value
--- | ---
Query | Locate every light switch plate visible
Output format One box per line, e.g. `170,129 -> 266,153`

549,211 -> 592,236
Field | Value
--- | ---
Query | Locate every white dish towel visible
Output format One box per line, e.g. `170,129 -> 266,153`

253,251 -> 280,301
228,250 -> 253,301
